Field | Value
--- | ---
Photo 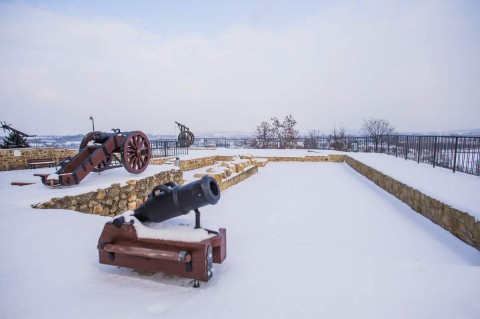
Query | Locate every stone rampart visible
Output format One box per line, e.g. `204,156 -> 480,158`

0,148 -> 78,171
345,156 -> 480,250
29,152 -> 480,251
264,155 -> 345,163
180,156 -> 234,171
34,169 -> 183,216
219,165 -> 258,191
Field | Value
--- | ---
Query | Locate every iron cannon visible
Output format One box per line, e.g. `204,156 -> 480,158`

133,175 -> 220,226
175,121 -> 195,147
98,177 -> 226,287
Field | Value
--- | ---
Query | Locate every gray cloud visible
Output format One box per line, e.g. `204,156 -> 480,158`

1,1 -> 479,135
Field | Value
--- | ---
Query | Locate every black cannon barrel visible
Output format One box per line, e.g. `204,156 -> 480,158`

93,132 -> 114,144
133,175 -> 220,223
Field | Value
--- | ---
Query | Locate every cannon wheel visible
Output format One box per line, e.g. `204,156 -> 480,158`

187,131 -> 195,146
178,131 -> 194,147
79,131 -> 113,172
121,131 -> 151,174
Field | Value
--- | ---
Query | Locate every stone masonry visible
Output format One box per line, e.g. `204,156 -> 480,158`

0,148 -> 78,171
264,155 -> 345,163
34,169 -> 183,216
180,156 -> 234,171
345,156 -> 480,251
29,150 -> 480,251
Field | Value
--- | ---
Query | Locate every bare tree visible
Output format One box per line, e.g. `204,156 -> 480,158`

254,121 -> 273,148
329,126 -> 348,151
304,130 -> 321,149
254,115 -> 299,149
270,117 -> 282,148
361,118 -> 395,152
281,114 -> 299,149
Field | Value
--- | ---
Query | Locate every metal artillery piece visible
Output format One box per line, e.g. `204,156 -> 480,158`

97,176 -> 227,287
1,121 -> 36,138
36,129 -> 151,186
175,121 -> 195,147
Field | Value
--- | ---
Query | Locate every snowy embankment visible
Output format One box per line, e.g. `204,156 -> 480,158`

0,157 -> 479,318
348,152 -> 480,220
179,148 -> 339,160
187,148 -> 480,219
0,164 -> 177,205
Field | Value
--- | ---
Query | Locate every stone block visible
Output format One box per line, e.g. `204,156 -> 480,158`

96,189 -> 106,200
194,173 -> 223,184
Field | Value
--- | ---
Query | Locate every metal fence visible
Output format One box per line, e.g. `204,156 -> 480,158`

150,140 -> 188,158
378,135 -> 480,176
192,135 -> 480,176
17,134 -> 479,175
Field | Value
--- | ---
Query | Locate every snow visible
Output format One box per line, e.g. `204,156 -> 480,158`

0,164 -> 178,204
348,152 -> 480,220
180,148 -> 340,160
119,211 -> 218,242
0,150 -> 479,319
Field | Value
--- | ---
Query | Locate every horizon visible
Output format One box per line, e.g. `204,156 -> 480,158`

2,127 -> 480,140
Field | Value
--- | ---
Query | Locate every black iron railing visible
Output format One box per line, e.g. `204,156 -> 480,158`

21,134 -> 479,176
191,135 -> 480,176
150,140 -> 188,158
379,135 -> 480,175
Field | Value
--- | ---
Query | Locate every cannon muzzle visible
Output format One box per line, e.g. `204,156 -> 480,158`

133,176 -> 220,223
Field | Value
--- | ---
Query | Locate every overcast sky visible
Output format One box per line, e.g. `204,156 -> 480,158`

1,0 -> 479,135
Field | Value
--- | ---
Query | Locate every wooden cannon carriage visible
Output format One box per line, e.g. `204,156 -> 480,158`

36,129 -> 151,186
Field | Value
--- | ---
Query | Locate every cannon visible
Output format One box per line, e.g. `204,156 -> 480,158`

134,175 -> 220,225
175,121 -> 195,147
35,129 -> 151,186
97,176 -> 227,287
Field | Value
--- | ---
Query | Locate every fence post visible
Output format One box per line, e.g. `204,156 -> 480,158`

395,135 -> 398,157
405,136 -> 409,160
433,136 -> 437,168
417,136 -> 421,163
453,136 -> 459,173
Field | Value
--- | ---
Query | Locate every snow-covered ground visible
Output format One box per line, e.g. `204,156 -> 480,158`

348,152 -> 480,220
0,164 -> 178,204
0,150 -> 479,318
180,148 -> 339,160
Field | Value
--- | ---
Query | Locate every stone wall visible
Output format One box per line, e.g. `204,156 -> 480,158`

34,169 -> 183,216
264,155 -> 345,163
180,156 -> 234,171
0,148 -> 78,171
150,157 -> 174,165
219,165 -> 258,191
29,152 -> 480,251
345,156 -> 480,251
177,154 -> 343,172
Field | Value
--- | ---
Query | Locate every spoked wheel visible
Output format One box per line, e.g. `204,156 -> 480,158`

94,155 -> 113,172
178,131 -> 194,147
187,131 -> 195,146
121,131 -> 151,174
79,131 -> 113,172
